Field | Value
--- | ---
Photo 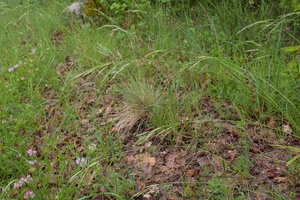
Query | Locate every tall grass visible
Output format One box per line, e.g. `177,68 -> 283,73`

1,0 -> 300,199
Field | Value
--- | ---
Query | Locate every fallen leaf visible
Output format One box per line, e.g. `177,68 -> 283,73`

229,128 -> 240,137
187,169 -> 196,177
268,118 -> 276,128
169,195 -> 178,200
283,124 -> 292,134
265,165 -> 279,178
285,26 -> 290,32
145,142 -> 152,148
146,126 -> 155,131
65,56 -> 72,62
274,177 -> 289,183
104,105 -> 113,120
212,157 -> 223,168
81,118 -> 89,125
45,104 -> 51,112
228,149 -> 237,161
253,108 -> 259,116
138,181 -> 145,191
165,152 -> 179,168
125,155 -> 137,165
143,194 -> 152,200
139,153 -> 156,167
144,166 -> 153,179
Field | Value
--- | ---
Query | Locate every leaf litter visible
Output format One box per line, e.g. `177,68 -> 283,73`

26,73 -> 300,199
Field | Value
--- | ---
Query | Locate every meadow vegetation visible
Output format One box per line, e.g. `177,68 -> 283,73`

1,0 -> 300,199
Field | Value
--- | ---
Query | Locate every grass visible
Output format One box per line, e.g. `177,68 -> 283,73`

1,0 -> 300,199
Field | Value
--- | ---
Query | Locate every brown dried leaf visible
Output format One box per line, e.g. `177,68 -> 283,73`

138,181 -> 145,191
45,104 -> 51,112
81,118 -> 89,125
212,157 -> 223,168
197,157 -> 210,168
144,141 -> 152,148
268,118 -> 276,128
169,195 -> 178,200
65,56 -> 73,62
144,166 -> 153,180
138,153 -> 156,167
230,128 -> 240,137
165,152 -> 179,168
187,169 -> 196,177
253,108 -> 259,116
274,177 -> 289,184
143,194 -> 152,200
228,149 -> 237,161
104,105 -> 113,120
125,155 -> 137,165
265,165 -> 279,178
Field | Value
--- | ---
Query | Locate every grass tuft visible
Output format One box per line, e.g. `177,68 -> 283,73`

113,80 -> 160,133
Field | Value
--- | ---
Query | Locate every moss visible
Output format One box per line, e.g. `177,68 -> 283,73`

84,0 -> 106,18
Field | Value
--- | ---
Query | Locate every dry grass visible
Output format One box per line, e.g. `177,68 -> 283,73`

113,81 -> 160,133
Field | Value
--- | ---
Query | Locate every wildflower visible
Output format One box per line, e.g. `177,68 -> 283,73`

13,64 -> 18,68
21,78 -> 25,80
24,191 -> 35,199
15,175 -> 33,189
13,181 -> 23,189
26,149 -> 37,156
20,177 -> 27,183
30,59 -> 34,62
26,175 -> 33,182
28,160 -> 37,165
46,48 -> 49,50
76,157 -> 87,167
31,49 -> 36,54
20,175 -> 32,184
8,68 -> 14,72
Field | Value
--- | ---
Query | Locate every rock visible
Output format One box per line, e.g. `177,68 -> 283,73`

63,0 -> 105,26
63,1 -> 87,24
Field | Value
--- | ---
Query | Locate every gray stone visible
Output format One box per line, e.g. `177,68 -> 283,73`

62,0 -> 89,24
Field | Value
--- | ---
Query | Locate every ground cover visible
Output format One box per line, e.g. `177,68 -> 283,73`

1,0 -> 300,199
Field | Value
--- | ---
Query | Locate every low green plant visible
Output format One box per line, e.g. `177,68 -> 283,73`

280,45 -> 300,79
279,0 -> 300,12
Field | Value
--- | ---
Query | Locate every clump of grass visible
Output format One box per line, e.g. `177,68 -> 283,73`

113,80 -> 160,133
